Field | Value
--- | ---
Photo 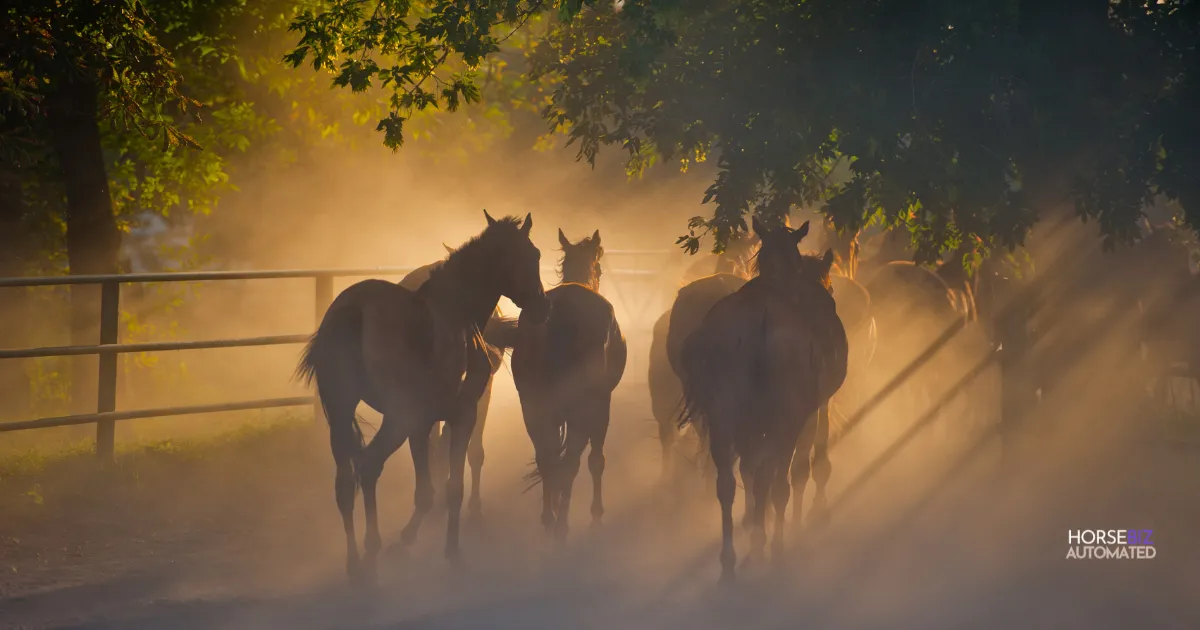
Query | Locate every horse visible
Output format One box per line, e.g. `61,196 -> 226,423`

397,246 -> 507,523
511,228 -> 627,540
295,211 -> 551,585
861,260 -> 984,442
679,217 -> 846,581
781,269 -> 875,527
649,233 -> 760,481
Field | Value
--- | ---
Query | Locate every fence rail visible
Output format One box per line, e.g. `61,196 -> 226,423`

0,267 -> 416,458
0,253 -> 673,459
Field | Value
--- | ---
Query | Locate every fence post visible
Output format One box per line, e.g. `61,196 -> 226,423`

313,274 -> 333,424
96,280 -> 119,460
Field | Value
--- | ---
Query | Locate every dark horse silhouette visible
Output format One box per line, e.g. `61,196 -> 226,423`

680,217 -> 846,582
397,247 -> 507,523
511,228 -> 627,540
295,212 -> 550,584
648,232 -> 759,480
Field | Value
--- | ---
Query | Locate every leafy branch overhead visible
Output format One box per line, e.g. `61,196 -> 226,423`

1,0 -> 204,152
287,0 -> 1200,262
283,0 -> 599,151
533,1 -> 1200,259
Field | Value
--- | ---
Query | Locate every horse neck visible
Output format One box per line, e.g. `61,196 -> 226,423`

418,256 -> 501,333
561,259 -> 599,291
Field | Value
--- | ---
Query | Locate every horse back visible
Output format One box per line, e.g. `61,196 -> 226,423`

352,280 -> 471,401
667,273 -> 749,376
515,283 -> 621,395
683,279 -> 846,426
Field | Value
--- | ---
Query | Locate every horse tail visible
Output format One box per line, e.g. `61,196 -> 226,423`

294,290 -> 368,482
482,315 -> 519,353
677,331 -> 713,434
522,421 -> 567,491
293,334 -> 319,387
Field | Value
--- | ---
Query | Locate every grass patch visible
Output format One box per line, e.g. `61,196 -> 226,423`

0,409 -> 314,482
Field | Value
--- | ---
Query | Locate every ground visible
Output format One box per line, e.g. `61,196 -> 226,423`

1,381 -> 1197,629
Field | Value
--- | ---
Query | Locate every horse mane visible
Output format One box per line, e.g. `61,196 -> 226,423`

559,241 -> 604,288
421,215 -> 522,287
428,215 -> 523,283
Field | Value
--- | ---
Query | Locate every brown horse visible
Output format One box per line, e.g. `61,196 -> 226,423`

781,269 -> 874,527
649,235 -> 759,481
680,217 -> 846,582
862,260 -> 984,441
295,211 -> 550,584
511,228 -> 627,540
397,248 -> 506,523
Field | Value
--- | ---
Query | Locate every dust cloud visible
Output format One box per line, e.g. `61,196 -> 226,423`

1,114 -> 1197,629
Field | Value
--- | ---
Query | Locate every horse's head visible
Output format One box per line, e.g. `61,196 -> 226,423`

752,216 -> 809,277
481,210 -> 551,324
558,228 -> 604,291
752,216 -> 834,292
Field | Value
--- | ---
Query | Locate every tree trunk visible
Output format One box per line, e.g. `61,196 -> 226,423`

45,76 -> 122,415
0,170 -> 33,420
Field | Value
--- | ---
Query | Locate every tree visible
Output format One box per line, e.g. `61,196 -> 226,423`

282,0 -> 596,150
2,0 -> 202,410
288,1 -> 1198,264
531,0 -> 1200,262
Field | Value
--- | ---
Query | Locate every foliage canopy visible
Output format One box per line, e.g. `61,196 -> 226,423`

291,0 -> 1200,262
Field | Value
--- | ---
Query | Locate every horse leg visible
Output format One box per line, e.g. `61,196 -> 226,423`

358,417 -> 409,583
398,427 -> 433,546
324,393 -> 362,582
524,400 -> 559,536
771,428 -> 803,559
428,423 -> 449,514
555,415 -> 591,542
466,377 -> 492,524
809,404 -> 833,526
740,457 -> 756,530
711,431 -> 737,583
588,394 -> 611,525
443,405 -> 478,564
790,416 -> 816,532
745,452 -> 772,567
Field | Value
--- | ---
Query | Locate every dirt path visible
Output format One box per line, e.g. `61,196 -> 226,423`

1,384 -> 1196,629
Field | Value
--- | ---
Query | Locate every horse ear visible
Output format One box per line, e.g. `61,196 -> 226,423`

443,243 -> 453,255
521,212 -> 533,235
822,248 -> 836,270
751,215 -> 768,239
484,209 -> 497,226
558,228 -> 571,249
591,229 -> 601,247
792,220 -> 811,244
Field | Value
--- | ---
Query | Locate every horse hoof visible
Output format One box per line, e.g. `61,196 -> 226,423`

399,525 -> 419,547
719,569 -> 736,585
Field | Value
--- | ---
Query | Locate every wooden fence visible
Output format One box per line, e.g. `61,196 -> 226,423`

0,253 -> 674,460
